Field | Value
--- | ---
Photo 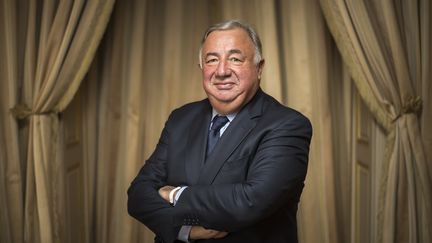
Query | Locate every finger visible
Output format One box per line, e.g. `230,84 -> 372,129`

190,227 -> 219,240
160,185 -> 175,191
213,231 -> 228,238
158,185 -> 175,202
189,226 -> 205,239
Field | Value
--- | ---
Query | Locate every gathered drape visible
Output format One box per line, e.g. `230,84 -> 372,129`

320,0 -> 432,242
0,0 -> 115,242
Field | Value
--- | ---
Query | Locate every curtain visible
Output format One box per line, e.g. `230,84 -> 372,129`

81,0 -> 342,242
320,0 -> 432,242
0,0 -> 115,243
276,1 -> 340,242
0,1 -> 23,243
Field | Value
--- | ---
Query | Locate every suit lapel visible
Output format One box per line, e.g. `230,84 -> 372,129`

185,103 -> 212,185
197,89 -> 266,185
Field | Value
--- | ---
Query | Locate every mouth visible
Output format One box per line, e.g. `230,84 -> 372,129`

212,82 -> 236,90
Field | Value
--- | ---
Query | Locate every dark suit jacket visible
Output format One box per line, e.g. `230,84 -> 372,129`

128,89 -> 312,243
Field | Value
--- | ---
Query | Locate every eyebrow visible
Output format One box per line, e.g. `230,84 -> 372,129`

205,52 -> 219,58
205,49 -> 244,58
228,49 -> 243,55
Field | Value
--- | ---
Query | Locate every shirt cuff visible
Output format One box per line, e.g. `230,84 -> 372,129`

173,186 -> 188,206
177,225 -> 192,242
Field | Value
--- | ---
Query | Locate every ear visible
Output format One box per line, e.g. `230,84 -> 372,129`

257,59 -> 265,79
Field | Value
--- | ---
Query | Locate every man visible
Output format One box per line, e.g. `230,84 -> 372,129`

128,20 -> 312,243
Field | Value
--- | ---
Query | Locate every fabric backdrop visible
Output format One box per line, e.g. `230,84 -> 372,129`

321,0 -> 432,242
0,0 -> 115,242
1,0 -> 430,243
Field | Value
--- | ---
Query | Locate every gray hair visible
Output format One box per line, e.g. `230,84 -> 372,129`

198,20 -> 263,68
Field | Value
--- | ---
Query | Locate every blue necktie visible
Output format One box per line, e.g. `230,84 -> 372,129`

206,115 -> 229,156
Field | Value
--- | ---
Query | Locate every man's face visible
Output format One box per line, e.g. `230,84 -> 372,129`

201,28 -> 264,114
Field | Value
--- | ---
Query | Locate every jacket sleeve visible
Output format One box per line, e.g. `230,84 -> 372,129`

127,118 -> 180,243
173,114 -> 312,232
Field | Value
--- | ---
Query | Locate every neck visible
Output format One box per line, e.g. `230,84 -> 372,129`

211,102 -> 241,115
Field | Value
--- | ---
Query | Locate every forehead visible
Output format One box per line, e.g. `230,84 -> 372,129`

202,28 -> 255,54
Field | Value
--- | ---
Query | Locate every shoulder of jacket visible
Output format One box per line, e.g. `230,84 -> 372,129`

262,95 -> 311,126
166,98 -> 209,122
171,98 -> 208,114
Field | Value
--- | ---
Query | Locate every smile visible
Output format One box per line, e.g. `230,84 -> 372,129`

213,82 -> 236,90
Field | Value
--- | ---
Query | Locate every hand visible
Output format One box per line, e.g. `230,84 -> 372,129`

189,226 -> 228,240
158,185 -> 176,203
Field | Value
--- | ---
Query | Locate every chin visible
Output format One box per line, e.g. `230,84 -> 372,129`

212,92 -> 239,102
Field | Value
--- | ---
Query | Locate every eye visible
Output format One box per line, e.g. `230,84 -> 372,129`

205,58 -> 218,64
229,56 -> 243,64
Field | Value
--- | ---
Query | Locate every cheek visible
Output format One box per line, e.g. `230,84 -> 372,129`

237,70 -> 256,86
202,68 -> 214,81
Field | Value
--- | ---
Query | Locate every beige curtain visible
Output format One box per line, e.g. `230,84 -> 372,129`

80,0 -> 342,242
276,1 -> 340,242
0,1 -> 23,243
321,0 -> 432,242
0,0 -> 115,243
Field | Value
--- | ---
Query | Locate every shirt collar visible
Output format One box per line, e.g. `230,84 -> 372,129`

211,109 -> 237,122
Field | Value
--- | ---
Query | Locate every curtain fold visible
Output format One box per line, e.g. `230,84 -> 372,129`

276,1 -> 340,242
1,1 -> 26,242
320,0 -> 432,242
0,0 -> 115,242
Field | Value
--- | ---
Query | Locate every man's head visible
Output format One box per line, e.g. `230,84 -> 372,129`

199,20 -> 265,115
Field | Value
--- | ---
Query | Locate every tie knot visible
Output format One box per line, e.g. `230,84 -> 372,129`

211,115 -> 229,135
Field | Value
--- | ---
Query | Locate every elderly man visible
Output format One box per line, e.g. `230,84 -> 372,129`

128,20 -> 312,243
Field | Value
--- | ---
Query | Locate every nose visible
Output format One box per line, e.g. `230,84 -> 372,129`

215,60 -> 232,78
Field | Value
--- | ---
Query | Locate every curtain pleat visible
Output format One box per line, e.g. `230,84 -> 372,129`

276,1 -> 340,242
0,0 -> 115,242
1,1 -> 25,242
320,0 -> 432,242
